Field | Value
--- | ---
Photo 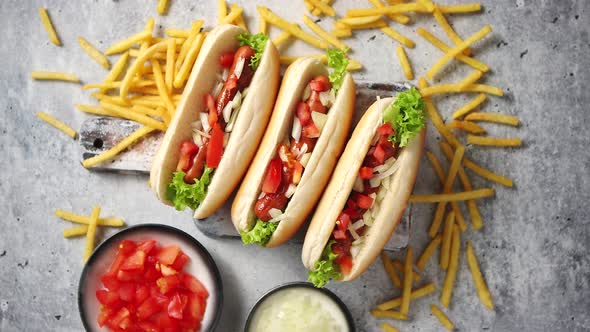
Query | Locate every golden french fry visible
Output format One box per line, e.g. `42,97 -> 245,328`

448,120 -> 486,134
105,30 -> 152,55
220,4 -> 243,24
433,8 -> 472,56
370,310 -> 408,321
431,304 -> 455,331
420,84 -> 502,97
347,4 -> 423,17
381,323 -> 400,332
400,247 -> 413,315
467,135 -> 523,147
303,15 -> 349,50
437,3 -> 482,14
100,101 -> 167,130
152,61 -> 175,117
83,206 -> 101,262
56,210 -> 125,227
157,0 -> 169,15
416,234 -> 442,270
39,7 -> 61,46
82,126 -> 156,168
418,78 -> 462,149
381,26 -> 414,48
307,0 -> 336,16
396,46 -> 413,79
410,188 -> 495,203
391,260 -> 420,283
165,28 -> 190,38
377,283 -> 436,310
440,211 -> 455,270
100,52 -> 129,94
467,241 -> 495,309
75,104 -> 116,117
78,37 -> 110,69
258,6 -> 329,49
339,15 -> 382,25
465,112 -> 520,126
36,112 -> 77,138
367,0 -> 411,24
165,38 -> 176,92
457,70 -> 484,90
63,226 -> 89,238
31,71 -> 80,83
120,41 -> 168,98
441,225 -> 460,307
331,28 -> 352,38
453,94 -> 487,118
218,0 -> 227,22
381,252 -> 402,289
174,34 -> 205,88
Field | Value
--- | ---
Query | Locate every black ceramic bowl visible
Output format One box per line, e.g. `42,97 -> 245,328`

78,224 -> 223,331
244,282 -> 355,332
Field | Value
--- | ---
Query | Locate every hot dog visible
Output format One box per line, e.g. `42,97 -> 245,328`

302,88 -> 427,287
232,49 -> 355,247
150,24 -> 280,218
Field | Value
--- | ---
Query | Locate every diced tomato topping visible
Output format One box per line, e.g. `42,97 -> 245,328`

302,123 -> 320,138
182,274 -> 209,299
337,212 -> 351,232
292,161 -> 303,184
355,193 -> 374,210
118,240 -> 137,256
373,144 -> 386,164
106,252 -> 126,277
343,207 -> 362,220
120,250 -> 146,271
262,157 -> 283,194
296,102 -> 311,126
137,297 -> 161,320
160,264 -> 178,277
136,240 -> 157,255
359,167 -> 373,179
333,229 -> 347,240
135,285 -> 149,306
336,255 -> 353,274
157,275 -> 181,294
206,123 -> 224,168
110,307 -> 130,327
219,51 -> 235,68
137,321 -> 160,332
377,123 -> 394,136
101,275 -> 121,291
117,269 -> 142,282
186,296 -> 205,322
156,246 -> 180,266
97,307 -> 114,327
171,253 -> 190,271
118,283 -> 136,303
167,293 -> 187,320
311,75 -> 331,91
97,289 -> 120,305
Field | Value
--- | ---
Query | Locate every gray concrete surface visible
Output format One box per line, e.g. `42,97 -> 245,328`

1,0 -> 589,331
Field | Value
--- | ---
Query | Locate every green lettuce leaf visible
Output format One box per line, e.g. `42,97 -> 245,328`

308,240 -> 341,288
240,219 -> 278,246
382,87 -> 426,147
237,32 -> 269,70
165,167 -> 214,211
326,48 -> 349,93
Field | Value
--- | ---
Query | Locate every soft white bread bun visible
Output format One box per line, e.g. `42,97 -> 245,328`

302,97 -> 425,281
149,24 -> 280,219
231,57 -> 355,247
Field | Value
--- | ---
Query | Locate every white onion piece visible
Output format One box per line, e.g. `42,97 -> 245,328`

369,192 -> 377,200
200,112 -> 210,132
369,177 -> 381,188
353,176 -> 364,192
302,85 -> 311,101
374,157 -> 396,174
377,186 -> 387,202
363,210 -> 373,226
291,117 -> 302,141
311,111 -> 328,132
319,91 -> 331,107
191,120 -> 202,130
223,132 -> 229,147
222,100 -> 233,123
258,192 -> 266,199
351,219 -> 365,231
297,143 -> 308,159
232,91 -> 242,109
225,105 -> 239,132
352,237 -> 365,249
376,95 -> 381,101
192,133 -> 203,146
299,153 -> 311,167
268,214 -> 285,223
278,146 -> 289,163
269,208 -> 282,219
233,57 -> 245,80
212,81 -> 223,98
285,184 -> 297,198
374,160 -> 401,182
348,226 -> 360,240
221,68 -> 229,81
194,129 -> 210,139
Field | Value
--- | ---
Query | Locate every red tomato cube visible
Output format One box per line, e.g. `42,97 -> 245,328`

302,123 -> 320,138
118,283 -> 136,303
117,240 -> 137,256
377,123 -> 394,136
96,289 -> 120,305
333,229 -> 347,240
156,246 -> 180,266
171,253 -> 190,271
336,212 -> 351,232
219,51 -> 235,68
135,285 -> 149,306
336,255 -> 353,274
160,264 -> 178,277
101,275 -> 121,291
137,297 -> 161,320
359,167 -> 373,179
136,240 -> 157,254
157,275 -> 181,294
182,274 -> 209,299
355,193 -> 374,210
120,250 -> 146,271
206,123 -> 224,168
186,296 -> 205,322
373,144 -> 386,164
167,293 -> 187,320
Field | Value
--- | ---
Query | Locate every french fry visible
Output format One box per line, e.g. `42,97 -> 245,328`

303,15 -> 350,50
257,7 -> 329,49
438,3 -> 482,14
100,101 -> 167,130
131,105 -> 163,118
31,71 -> 80,83
78,37 -> 110,69
391,260 -> 421,283
370,310 -> 408,321
448,120 -> 486,134
426,25 -> 492,80
347,4 -> 424,17
307,0 -> 336,17
418,78 -> 462,149
440,211 -> 455,270
218,0 -> 227,23
36,112 -> 77,138
165,28 -> 190,38
381,252 -> 402,289
83,206 -> 101,262
157,0 -> 169,15
174,34 -> 205,88
429,145 -> 465,237
465,112 -> 520,126
272,31 -> 292,46
259,15 -> 267,34
165,39 -> 176,92
457,70 -> 484,91
431,304 -> 455,331
439,142 -> 485,229
416,234 -> 442,270
63,226 -> 89,238
313,0 -> 333,16
347,20 -> 388,30
331,28 -> 352,38
441,225 -> 460,307
232,4 -> 249,33
452,93 -> 488,119
39,7 -> 61,46
339,15 -> 382,26
105,30 -> 152,55
176,20 -> 204,71
381,26 -> 415,48
417,0 -> 435,12
463,158 -> 513,188
82,126 -> 156,168
416,28 -> 489,72
410,188 -> 495,203
468,135 -> 523,147
381,323 -> 400,332
377,283 -> 436,310
421,84 -> 503,97
433,8 -> 472,56
220,4 -> 243,24
151,61 -> 175,117
120,41 -> 168,98
100,52 -> 129,93
75,104 -> 116,117
396,46 -> 413,80
400,247 -> 413,315
367,0 -> 411,25
467,241 -> 495,309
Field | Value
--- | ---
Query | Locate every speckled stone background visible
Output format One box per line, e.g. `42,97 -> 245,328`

1,0 -> 589,331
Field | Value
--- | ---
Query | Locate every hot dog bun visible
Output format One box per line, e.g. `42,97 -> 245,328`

231,57 -> 355,247
149,24 -> 280,219
302,97 -> 425,281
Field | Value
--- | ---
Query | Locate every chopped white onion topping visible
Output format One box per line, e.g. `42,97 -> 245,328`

311,111 -> 328,133
225,105 -> 239,133
297,143 -> 308,159
232,91 -> 242,109
299,152 -> 311,168
269,208 -> 283,219
221,68 -> 229,81
200,112 -> 210,132
291,117 -> 302,141
278,146 -> 289,163
374,157 -> 396,174
302,85 -> 311,101
352,237 -> 365,249
376,95 -> 381,101
192,132 -> 203,146
351,219 -> 365,231
191,120 -> 202,130
369,192 -> 377,200
377,186 -> 387,202
193,129 -> 210,139
373,160 -> 401,182
258,192 -> 266,199
369,177 -> 381,188
233,57 -> 245,80
353,176 -> 365,193
363,210 -> 373,226
212,81 -> 223,99
319,90 -> 335,107
285,184 -> 297,198
222,100 -> 233,123
348,226 -> 360,240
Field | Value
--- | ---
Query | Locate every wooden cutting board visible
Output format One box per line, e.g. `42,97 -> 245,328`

80,81 -> 415,250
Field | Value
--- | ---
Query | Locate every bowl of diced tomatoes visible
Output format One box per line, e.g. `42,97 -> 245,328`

78,224 -> 222,332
